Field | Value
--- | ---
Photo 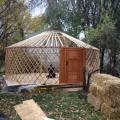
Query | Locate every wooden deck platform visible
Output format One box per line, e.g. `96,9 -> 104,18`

4,73 -> 59,86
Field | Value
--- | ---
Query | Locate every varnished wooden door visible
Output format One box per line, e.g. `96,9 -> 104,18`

59,48 -> 86,84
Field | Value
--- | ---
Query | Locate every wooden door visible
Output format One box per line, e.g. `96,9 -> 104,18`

59,48 -> 86,84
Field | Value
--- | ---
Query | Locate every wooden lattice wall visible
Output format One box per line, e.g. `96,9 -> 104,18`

5,47 -> 100,85
5,47 -> 60,85
86,48 -> 100,73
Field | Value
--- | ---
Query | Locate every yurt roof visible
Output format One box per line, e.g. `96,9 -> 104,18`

7,30 -> 98,50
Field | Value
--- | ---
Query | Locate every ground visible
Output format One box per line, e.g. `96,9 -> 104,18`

0,91 -> 104,120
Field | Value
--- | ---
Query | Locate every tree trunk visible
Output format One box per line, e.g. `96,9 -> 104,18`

100,48 -> 105,72
20,27 -> 24,40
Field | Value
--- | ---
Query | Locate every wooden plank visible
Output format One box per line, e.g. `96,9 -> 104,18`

14,99 -> 54,120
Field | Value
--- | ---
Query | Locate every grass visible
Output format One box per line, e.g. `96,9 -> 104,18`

0,91 -> 104,120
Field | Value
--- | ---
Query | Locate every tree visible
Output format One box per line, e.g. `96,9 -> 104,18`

28,16 -> 46,32
0,0 -> 31,72
87,14 -> 120,76
4,0 -> 120,76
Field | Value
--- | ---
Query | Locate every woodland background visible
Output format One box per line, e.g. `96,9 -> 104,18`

0,0 -> 120,77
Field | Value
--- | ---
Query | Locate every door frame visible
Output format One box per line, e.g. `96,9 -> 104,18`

59,47 -> 86,85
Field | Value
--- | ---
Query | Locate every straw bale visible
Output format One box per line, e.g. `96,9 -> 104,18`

90,81 -> 120,96
103,96 -> 120,108
101,103 -> 120,119
90,73 -> 120,85
90,73 -> 120,96
87,93 -> 102,110
90,83 -> 120,107
107,119 -> 120,120
89,74 -> 120,119
105,80 -> 120,96
89,83 -> 105,98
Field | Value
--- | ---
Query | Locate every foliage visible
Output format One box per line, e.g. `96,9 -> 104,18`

87,14 -> 120,76
0,0 -> 5,5
28,16 -> 45,32
0,0 -> 31,73
0,91 -> 103,120
25,0 -> 120,36
0,0 -> 27,45
0,0 -> 120,76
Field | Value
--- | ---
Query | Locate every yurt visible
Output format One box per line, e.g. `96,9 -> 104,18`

5,30 -> 100,86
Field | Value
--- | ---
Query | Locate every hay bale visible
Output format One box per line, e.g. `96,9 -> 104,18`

87,93 -> 102,110
90,82 -> 120,108
91,73 -> 120,85
89,74 -> 120,119
107,118 -> 120,120
103,96 -> 120,108
90,74 -> 119,95
101,103 -> 120,119
105,80 -> 120,96
90,74 -> 120,97
90,81 -> 120,97
89,83 -> 105,98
